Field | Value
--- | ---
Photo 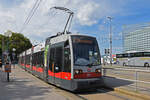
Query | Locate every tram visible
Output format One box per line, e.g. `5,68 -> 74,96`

18,33 -> 104,91
18,7 -> 104,91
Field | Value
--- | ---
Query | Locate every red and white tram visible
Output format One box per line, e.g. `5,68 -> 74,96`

18,33 -> 104,91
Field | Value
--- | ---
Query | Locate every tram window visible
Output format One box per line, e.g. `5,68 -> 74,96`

32,53 -> 36,66
64,40 -> 69,47
38,52 -> 40,66
36,53 -> 38,65
33,54 -> 35,66
134,52 -> 143,57
40,51 -> 44,67
34,53 -> 36,66
143,52 -> 150,57
28,55 -> 30,64
37,52 -> 40,66
26,55 -> 29,64
130,53 -> 135,57
36,53 -> 38,66
32,54 -> 34,66
55,47 -> 63,72
41,51 -> 44,67
49,48 -> 55,71
123,54 -> 128,57
25,55 -> 27,64
64,44 -> 71,72
116,54 -> 123,58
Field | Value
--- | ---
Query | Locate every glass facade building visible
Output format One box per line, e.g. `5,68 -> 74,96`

123,26 -> 150,53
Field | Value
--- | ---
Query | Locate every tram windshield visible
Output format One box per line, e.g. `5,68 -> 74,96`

72,36 -> 101,66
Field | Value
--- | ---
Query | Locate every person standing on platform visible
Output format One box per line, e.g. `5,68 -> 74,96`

0,59 -> 2,69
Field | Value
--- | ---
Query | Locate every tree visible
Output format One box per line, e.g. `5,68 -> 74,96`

9,32 -> 32,54
0,31 -> 32,56
0,34 -> 9,56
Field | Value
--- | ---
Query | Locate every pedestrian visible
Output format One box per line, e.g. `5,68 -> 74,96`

0,59 -> 2,69
13,60 -> 15,68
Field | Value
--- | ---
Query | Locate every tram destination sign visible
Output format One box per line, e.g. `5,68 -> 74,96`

74,38 -> 93,44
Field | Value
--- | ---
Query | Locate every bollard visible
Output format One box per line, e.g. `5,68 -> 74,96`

135,71 -> 138,91
103,68 -> 106,76
7,72 -> 9,82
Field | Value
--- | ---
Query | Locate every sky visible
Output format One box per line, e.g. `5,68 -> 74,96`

0,0 -> 150,55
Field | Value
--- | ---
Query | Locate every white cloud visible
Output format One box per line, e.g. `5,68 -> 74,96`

76,2 -> 99,26
0,0 -> 127,43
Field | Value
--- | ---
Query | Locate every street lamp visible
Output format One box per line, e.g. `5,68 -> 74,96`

3,31 -> 12,82
12,48 -> 16,68
107,16 -> 113,66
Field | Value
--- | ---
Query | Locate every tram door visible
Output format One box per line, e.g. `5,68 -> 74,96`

49,47 -> 55,83
49,46 -> 63,85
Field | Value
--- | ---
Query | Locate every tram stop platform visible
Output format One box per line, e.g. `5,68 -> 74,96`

0,65 -> 66,100
103,76 -> 150,100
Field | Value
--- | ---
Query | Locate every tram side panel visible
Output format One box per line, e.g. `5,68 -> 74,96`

31,51 -> 44,79
46,43 -> 72,90
25,54 -> 31,72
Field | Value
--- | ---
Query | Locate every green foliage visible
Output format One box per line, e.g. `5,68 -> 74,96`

0,31 -> 32,55
0,34 -> 9,55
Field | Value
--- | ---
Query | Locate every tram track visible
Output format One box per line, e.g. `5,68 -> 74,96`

76,88 -> 143,100
76,88 -> 128,100
96,88 -> 130,100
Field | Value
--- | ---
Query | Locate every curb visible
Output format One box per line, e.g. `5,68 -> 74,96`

114,88 -> 150,100
105,86 -> 150,100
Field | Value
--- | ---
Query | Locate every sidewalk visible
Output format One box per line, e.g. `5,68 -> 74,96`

0,65 -> 67,100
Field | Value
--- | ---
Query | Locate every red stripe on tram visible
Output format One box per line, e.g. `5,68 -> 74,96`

26,64 -> 30,68
32,66 -> 37,71
37,67 -> 43,73
74,72 -> 101,79
48,70 -> 71,80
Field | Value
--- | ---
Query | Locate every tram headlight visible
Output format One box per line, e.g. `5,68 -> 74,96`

74,69 -> 83,74
95,69 -> 101,73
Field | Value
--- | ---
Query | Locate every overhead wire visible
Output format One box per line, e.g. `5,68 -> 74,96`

20,0 -> 39,33
20,0 -> 42,33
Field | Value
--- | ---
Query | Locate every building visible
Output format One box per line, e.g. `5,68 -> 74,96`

123,23 -> 150,53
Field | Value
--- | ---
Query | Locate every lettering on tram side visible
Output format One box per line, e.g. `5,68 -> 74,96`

44,45 -> 49,67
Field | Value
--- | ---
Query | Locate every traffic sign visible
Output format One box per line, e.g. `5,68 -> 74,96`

4,64 -> 11,73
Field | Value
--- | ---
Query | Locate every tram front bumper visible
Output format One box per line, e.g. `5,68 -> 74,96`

72,77 -> 104,90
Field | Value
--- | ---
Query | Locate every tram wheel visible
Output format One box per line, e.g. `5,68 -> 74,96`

123,63 -> 126,66
144,63 -> 149,67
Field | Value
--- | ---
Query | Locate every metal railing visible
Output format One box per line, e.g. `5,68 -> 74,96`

102,67 -> 150,93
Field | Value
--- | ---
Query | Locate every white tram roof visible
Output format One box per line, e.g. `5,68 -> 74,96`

19,53 -> 22,57
20,33 -> 96,55
26,48 -> 32,55
126,50 -> 150,54
50,34 -> 68,45
50,33 -> 95,45
22,51 -> 25,56
33,42 -> 45,53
